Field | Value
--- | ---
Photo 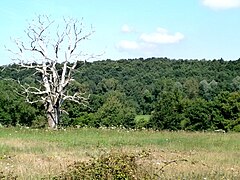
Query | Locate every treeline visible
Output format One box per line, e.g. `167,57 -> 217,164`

0,57 -> 240,131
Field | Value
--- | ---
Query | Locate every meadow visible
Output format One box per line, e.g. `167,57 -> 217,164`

0,127 -> 239,179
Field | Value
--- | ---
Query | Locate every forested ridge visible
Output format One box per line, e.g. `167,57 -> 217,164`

1,57 -> 240,131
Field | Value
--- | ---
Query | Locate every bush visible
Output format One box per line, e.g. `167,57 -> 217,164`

233,124 -> 240,132
134,115 -> 151,129
72,112 -> 96,127
95,91 -> 136,128
31,115 -> 47,128
149,90 -> 185,130
53,151 -> 155,180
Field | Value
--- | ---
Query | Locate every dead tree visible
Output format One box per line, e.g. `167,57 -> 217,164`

8,15 -> 95,128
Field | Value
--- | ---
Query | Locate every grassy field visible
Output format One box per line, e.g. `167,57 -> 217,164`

0,127 -> 240,179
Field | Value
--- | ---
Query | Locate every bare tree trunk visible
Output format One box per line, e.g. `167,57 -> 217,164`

46,99 -> 61,129
47,112 -> 56,129
47,107 -> 60,129
54,105 -> 61,128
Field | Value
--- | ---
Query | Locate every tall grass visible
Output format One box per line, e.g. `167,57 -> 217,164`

0,127 -> 239,179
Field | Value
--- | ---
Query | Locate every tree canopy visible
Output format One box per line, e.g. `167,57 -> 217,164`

1,57 -> 240,131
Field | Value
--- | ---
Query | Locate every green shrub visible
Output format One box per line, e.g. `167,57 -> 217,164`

53,151 -> 155,180
134,115 -> 151,129
95,91 -> 136,128
31,115 -> 47,128
233,124 -> 240,132
72,112 -> 96,127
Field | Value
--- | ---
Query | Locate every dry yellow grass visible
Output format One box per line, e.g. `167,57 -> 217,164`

0,138 -> 88,178
0,128 -> 239,179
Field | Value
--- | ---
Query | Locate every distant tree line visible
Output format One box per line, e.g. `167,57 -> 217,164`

1,57 -> 240,131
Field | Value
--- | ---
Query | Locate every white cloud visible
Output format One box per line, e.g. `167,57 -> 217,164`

140,28 -> 184,44
121,24 -> 134,33
116,27 -> 184,57
202,0 -> 240,9
116,40 -> 140,50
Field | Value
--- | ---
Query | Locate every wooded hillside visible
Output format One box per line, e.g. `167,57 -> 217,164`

1,57 -> 240,131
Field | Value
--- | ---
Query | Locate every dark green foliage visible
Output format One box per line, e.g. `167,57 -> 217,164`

0,80 -> 41,127
1,58 -> 240,131
95,91 -> 136,128
62,112 -> 96,127
183,98 -> 215,131
213,91 -> 240,131
149,88 -> 185,130
150,90 -> 240,131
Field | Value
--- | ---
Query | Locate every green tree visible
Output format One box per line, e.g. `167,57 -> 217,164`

183,78 -> 199,99
182,98 -> 217,131
231,76 -> 240,91
95,91 -> 136,128
199,79 -> 219,100
0,80 -> 39,126
213,91 -> 240,131
149,88 -> 185,130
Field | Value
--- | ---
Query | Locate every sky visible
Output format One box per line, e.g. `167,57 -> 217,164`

1,0 -> 240,65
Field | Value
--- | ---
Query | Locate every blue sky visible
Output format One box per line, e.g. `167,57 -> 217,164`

1,0 -> 240,65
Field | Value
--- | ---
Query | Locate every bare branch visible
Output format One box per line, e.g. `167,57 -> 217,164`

63,92 -> 89,106
8,15 -> 95,128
